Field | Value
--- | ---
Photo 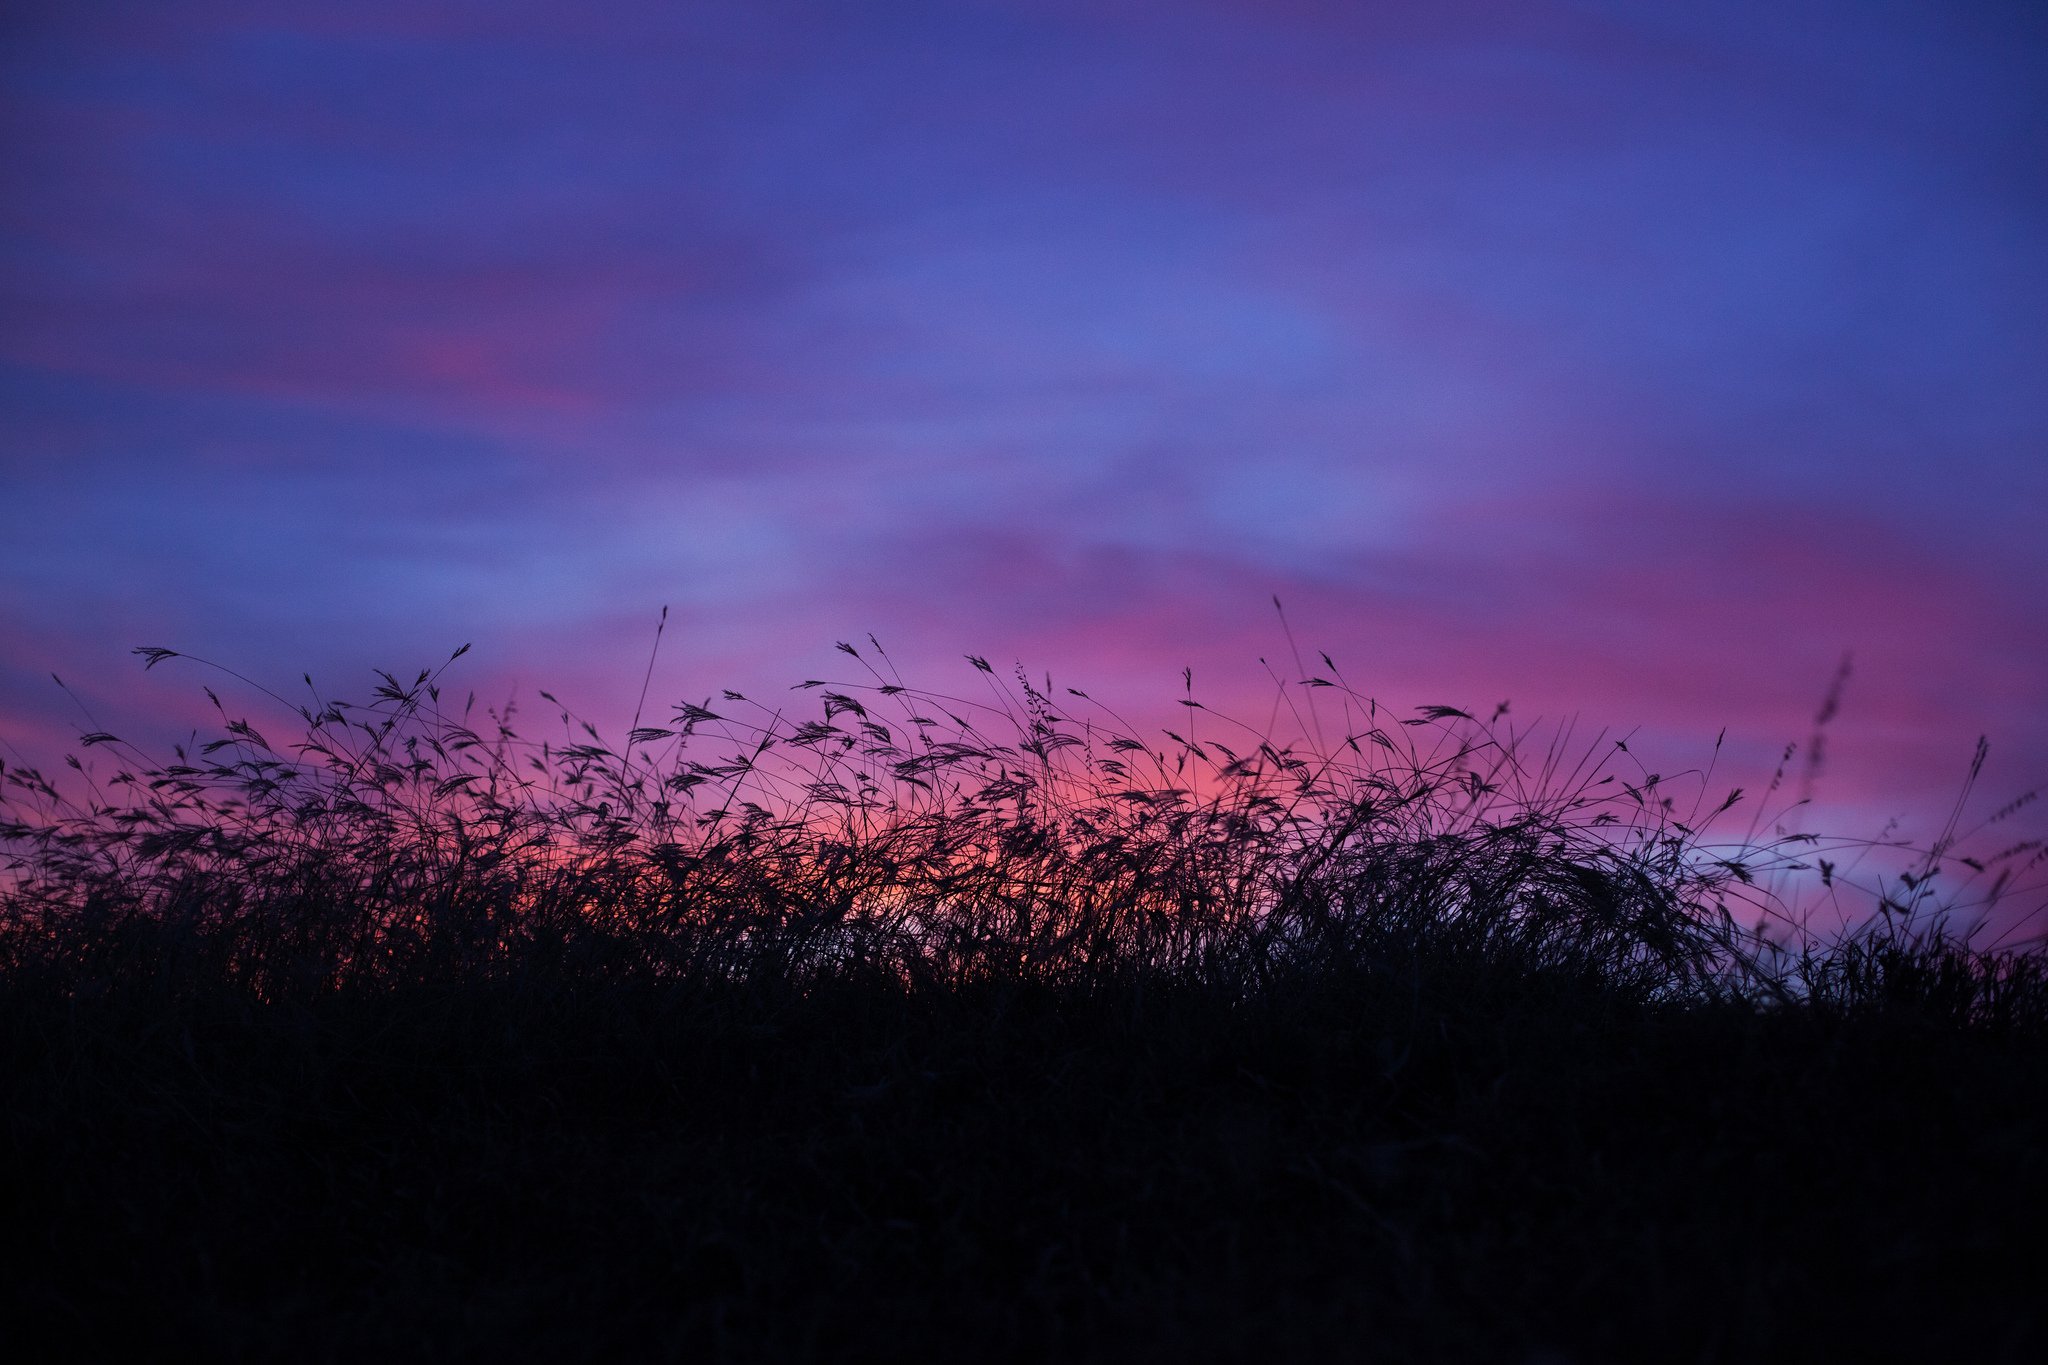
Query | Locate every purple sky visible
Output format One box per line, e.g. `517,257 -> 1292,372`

4,1 -> 2046,886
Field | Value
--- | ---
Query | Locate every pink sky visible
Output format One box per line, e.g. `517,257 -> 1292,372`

4,1 -> 2044,935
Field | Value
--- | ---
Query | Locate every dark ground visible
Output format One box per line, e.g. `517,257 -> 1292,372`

5,959 -> 2042,1364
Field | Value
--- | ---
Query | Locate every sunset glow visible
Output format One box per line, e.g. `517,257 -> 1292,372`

5,1 -> 2044,872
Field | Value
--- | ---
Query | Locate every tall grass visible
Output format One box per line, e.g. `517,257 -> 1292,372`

3,634 -> 2039,1016
6,633 -> 2046,1362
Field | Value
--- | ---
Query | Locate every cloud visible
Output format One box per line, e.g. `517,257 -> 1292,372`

2,0 -> 2042,874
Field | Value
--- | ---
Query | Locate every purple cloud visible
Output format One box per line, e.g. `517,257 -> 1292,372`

4,0 -> 2043,901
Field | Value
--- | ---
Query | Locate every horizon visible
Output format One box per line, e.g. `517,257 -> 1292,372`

4,1 -> 2045,883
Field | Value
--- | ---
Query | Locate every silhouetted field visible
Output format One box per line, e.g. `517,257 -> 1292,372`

4,637 -> 2044,1362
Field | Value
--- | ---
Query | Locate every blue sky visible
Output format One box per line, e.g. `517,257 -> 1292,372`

4,0 -> 2045,882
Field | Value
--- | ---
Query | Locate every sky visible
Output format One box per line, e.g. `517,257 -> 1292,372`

4,1 -> 2046,909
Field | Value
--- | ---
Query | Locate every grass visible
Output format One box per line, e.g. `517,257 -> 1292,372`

3,631 -> 2045,1362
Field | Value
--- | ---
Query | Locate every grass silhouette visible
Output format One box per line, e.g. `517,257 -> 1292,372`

3,632 -> 2044,1362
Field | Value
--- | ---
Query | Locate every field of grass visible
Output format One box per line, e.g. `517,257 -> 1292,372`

4,635 -> 2044,1362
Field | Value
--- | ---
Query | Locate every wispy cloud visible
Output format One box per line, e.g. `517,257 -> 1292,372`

3,0 -> 2042,853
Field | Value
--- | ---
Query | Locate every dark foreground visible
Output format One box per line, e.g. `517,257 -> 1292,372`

4,655 -> 2043,1359
6,957 -> 2043,1365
